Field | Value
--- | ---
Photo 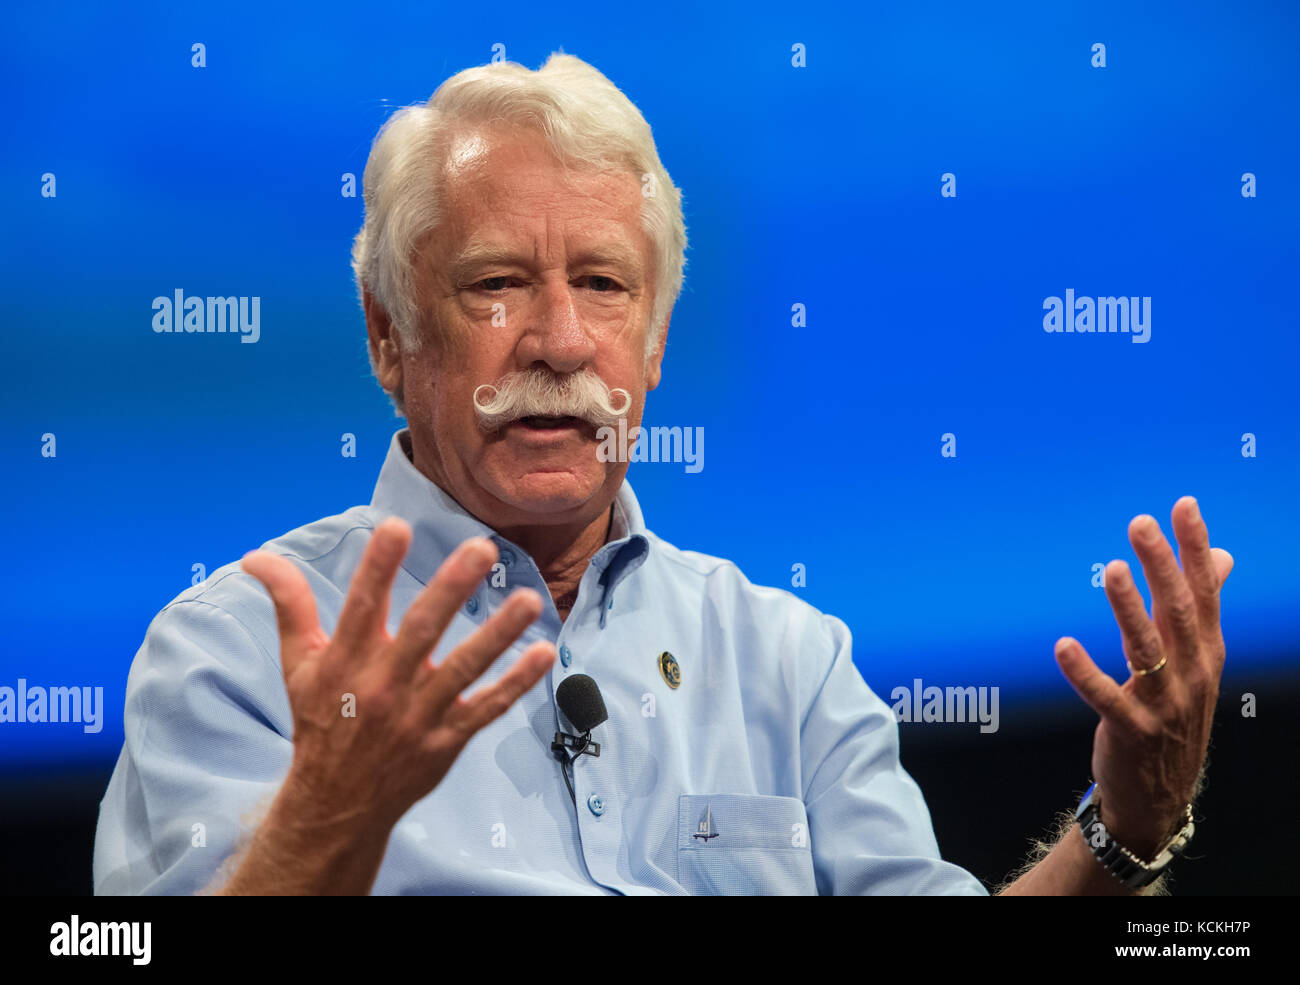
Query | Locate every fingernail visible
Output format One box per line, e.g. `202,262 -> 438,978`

1136,516 -> 1159,545
1188,496 -> 1201,521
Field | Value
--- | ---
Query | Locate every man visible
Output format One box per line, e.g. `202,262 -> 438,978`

94,53 -> 1233,895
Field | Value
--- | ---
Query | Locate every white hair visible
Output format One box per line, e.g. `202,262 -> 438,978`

350,52 -> 689,417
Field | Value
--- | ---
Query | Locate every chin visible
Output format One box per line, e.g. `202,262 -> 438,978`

493,469 -> 610,518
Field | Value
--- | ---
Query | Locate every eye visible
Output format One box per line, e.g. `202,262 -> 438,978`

585,275 -> 622,292
473,276 -> 513,292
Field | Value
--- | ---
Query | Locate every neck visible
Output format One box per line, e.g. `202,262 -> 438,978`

498,507 -> 613,620
403,433 -> 616,620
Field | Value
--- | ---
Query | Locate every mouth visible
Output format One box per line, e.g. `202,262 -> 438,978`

512,415 -> 584,431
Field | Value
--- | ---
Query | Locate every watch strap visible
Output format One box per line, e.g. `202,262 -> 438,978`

1075,782 -> 1195,889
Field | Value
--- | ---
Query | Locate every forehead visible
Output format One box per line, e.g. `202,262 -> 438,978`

433,123 -> 645,249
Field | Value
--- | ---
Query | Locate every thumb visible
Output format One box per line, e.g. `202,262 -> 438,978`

1211,547 -> 1234,588
241,550 -> 323,679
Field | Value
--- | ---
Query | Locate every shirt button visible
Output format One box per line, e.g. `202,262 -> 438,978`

498,548 -> 517,567
587,793 -> 605,816
465,595 -> 480,615
559,643 -> 573,668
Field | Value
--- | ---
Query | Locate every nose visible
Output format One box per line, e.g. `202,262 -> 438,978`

515,278 -> 597,374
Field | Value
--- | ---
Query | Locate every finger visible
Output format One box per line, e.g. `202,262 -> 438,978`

451,640 -> 557,736
240,550 -> 324,679
332,518 -> 411,658
1054,636 -> 1135,723
390,536 -> 498,677
1102,560 -> 1167,682
421,587 -> 545,716
1170,496 -> 1220,632
1129,514 -> 1200,662
1208,548 -> 1234,676
1212,548 -> 1235,587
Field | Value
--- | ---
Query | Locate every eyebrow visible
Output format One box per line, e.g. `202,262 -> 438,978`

447,240 -> 645,282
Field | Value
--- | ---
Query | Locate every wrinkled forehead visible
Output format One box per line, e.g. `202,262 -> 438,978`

436,121 -> 633,200
426,123 -> 646,257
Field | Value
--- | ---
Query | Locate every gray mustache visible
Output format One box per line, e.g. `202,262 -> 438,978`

472,369 -> 631,432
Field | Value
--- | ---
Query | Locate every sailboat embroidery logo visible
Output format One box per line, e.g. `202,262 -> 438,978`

693,804 -> 719,842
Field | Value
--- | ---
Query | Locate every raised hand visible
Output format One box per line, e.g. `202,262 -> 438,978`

220,518 -> 555,893
1055,496 -> 1234,860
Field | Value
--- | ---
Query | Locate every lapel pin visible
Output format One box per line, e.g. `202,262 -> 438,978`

658,651 -> 681,689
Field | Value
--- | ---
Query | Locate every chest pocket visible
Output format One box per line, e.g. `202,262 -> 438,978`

677,793 -> 817,895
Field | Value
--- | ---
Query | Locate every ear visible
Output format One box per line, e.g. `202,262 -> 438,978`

645,312 -> 671,391
364,288 -> 404,397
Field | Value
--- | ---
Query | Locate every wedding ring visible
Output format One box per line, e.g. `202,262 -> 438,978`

1127,653 -> 1168,676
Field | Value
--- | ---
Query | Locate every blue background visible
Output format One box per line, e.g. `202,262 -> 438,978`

2,0 -> 1297,771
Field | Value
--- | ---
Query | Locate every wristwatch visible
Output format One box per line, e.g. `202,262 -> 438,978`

1075,782 -> 1195,889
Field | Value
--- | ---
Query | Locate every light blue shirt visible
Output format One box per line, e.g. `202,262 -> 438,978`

94,429 -> 988,895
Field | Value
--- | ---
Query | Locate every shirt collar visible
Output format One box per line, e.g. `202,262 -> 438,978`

369,428 -> 650,595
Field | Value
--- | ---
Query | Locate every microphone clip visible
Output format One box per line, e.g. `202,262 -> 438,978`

552,730 -> 601,760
